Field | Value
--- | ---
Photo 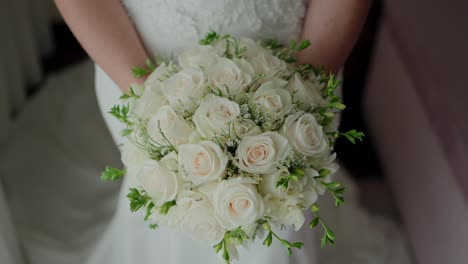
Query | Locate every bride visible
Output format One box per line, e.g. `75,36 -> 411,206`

55,0 -> 411,263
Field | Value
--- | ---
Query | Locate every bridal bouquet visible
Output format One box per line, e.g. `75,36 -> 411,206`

102,32 -> 363,263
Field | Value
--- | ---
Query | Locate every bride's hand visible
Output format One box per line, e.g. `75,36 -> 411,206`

55,0 -> 150,93
298,0 -> 372,73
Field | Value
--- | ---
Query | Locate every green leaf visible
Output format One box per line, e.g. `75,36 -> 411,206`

100,166 -> 126,181
120,86 -> 140,100
149,223 -> 158,230
159,200 -> 176,215
298,40 -> 311,51
290,40 -> 297,50
284,57 -> 297,63
199,31 -> 221,45
213,240 -> 223,253
109,104 -> 132,125
144,202 -> 155,221
263,232 -> 273,247
227,227 -> 250,244
263,39 -> 284,49
318,168 -> 331,178
309,217 -> 320,228
121,128 -> 133,137
291,242 -> 304,249
146,58 -> 156,71
329,102 -> 346,111
131,66 -> 150,78
223,240 -> 230,263
311,204 -> 320,213
341,129 -> 365,144
290,167 -> 305,177
127,188 -> 151,212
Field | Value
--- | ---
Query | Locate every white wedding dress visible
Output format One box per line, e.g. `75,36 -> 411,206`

92,0 -> 412,263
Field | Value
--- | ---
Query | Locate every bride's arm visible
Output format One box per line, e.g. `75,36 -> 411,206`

55,0 -> 149,92
299,0 -> 372,72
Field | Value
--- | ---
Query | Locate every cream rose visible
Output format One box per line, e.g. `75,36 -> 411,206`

132,84 -> 167,120
176,192 -> 225,244
207,177 -> 264,230
121,140 -> 149,168
161,68 -> 206,112
260,168 -> 290,198
193,94 -> 241,139
239,38 -> 268,60
287,73 -> 326,111
232,119 -> 262,138
236,132 -> 290,174
205,58 -> 254,96
213,37 -> 266,60
178,141 -> 228,186
135,159 -> 181,206
281,111 -> 329,157
178,45 -> 219,69
253,78 -> 292,118
261,168 -> 318,209
144,62 -> 172,91
305,163 -> 339,196
147,106 -> 194,147
250,51 -> 287,75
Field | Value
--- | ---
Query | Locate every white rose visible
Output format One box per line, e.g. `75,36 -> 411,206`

281,111 -> 329,157
236,132 -> 290,174
265,198 -> 305,231
308,152 -> 337,170
135,159 -> 181,206
178,45 -> 219,69
205,58 -> 254,96
161,68 -> 206,112
239,38 -> 268,60
193,94 -> 241,139
305,163 -> 339,196
253,78 -> 292,119
232,119 -> 262,138
207,177 -> 264,230
260,168 -> 290,198
178,141 -> 228,186
261,168 -> 318,208
250,51 -> 287,75
287,73 -> 326,110
213,37 -> 266,60
147,106 -> 194,147
121,140 -> 149,168
144,62 -> 173,91
132,84 -> 168,120
176,191 -> 225,244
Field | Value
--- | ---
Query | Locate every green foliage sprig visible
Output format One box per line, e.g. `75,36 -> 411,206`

200,31 -> 221,45
260,220 -> 304,256
276,167 -> 306,190
265,39 -> 311,63
100,166 -> 126,181
127,188 -> 151,212
309,204 -> 336,247
131,59 -> 157,78
120,86 -> 140,100
314,168 -> 345,207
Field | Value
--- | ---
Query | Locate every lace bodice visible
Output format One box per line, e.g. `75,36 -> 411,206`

122,0 -> 308,59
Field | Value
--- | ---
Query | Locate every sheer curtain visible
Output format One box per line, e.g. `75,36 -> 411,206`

0,0 -> 56,263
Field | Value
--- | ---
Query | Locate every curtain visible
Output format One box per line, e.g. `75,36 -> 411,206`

0,0 -> 55,142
